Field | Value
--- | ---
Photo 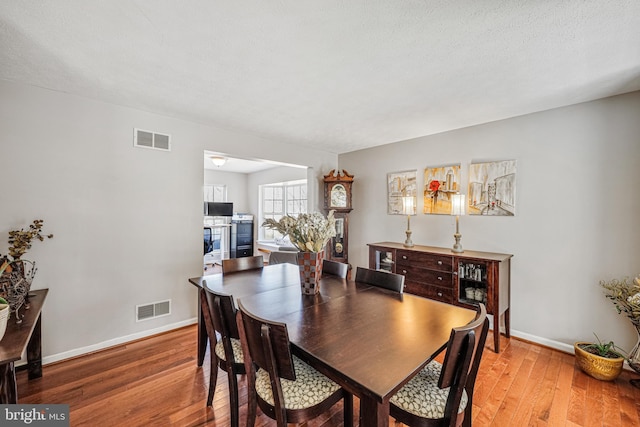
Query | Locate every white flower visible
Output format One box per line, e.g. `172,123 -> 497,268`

628,293 -> 640,305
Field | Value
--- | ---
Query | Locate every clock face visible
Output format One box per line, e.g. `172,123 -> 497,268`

330,184 -> 347,208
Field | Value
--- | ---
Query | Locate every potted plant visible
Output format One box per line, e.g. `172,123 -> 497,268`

574,334 -> 627,381
0,219 -> 53,321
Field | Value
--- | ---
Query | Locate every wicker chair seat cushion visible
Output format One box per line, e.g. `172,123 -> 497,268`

390,361 -> 468,419
214,338 -> 244,363
255,356 -> 340,410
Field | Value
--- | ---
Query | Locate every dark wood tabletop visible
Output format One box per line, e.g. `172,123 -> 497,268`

189,263 -> 475,427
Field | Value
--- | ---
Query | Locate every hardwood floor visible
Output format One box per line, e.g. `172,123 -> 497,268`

17,325 -> 640,426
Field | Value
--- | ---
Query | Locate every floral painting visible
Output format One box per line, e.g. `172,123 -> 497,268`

468,160 -> 516,216
423,164 -> 461,214
387,170 -> 417,215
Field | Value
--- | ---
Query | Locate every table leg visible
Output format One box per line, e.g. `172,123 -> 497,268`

27,314 -> 43,379
504,307 -> 511,338
197,291 -> 206,366
0,362 -> 17,404
359,395 -> 389,427
493,313 -> 500,353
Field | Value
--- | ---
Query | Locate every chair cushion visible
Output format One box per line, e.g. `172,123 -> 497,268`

214,338 -> 244,363
390,361 -> 468,419
255,356 -> 340,410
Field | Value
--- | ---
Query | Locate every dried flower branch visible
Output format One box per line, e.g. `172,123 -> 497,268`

600,276 -> 640,326
262,211 -> 336,253
7,219 -> 53,260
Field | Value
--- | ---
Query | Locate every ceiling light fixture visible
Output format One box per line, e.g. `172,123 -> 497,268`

210,156 -> 227,167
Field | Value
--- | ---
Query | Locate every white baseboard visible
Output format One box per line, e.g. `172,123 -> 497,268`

41,317 -> 198,366
510,329 -> 575,354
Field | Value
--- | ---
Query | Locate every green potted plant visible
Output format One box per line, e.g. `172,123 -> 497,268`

574,333 -> 627,381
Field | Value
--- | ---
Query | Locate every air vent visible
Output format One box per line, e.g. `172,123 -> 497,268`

134,128 -> 171,151
136,299 -> 171,322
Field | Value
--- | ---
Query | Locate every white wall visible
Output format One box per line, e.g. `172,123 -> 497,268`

0,80 -> 338,363
340,91 -> 640,354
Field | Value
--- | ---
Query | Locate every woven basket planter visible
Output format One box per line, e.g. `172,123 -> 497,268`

574,342 -> 624,381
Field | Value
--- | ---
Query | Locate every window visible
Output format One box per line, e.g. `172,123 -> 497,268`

260,180 -> 307,240
204,184 -> 226,202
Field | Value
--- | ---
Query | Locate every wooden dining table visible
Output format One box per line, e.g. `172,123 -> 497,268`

188,263 -> 476,427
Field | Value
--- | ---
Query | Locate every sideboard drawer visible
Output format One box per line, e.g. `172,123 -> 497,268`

396,250 -> 453,272
397,264 -> 453,288
405,281 -> 453,303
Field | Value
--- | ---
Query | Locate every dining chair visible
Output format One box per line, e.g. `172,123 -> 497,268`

199,285 -> 245,427
237,301 -> 353,427
268,251 -> 298,265
389,304 -> 489,427
222,255 -> 264,274
322,259 -> 348,279
355,266 -> 405,293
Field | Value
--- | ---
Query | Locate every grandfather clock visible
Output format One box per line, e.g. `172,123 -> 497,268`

323,169 -> 354,268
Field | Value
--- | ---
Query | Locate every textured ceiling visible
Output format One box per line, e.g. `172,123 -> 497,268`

1,1 -> 639,154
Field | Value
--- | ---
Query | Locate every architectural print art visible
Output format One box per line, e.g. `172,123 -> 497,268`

468,160 -> 517,216
387,170 -> 417,215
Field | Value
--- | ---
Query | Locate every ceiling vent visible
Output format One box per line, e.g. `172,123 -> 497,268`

136,299 -> 171,322
134,128 -> 171,151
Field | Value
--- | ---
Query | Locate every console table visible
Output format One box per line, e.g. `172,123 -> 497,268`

368,242 -> 512,352
0,288 -> 48,403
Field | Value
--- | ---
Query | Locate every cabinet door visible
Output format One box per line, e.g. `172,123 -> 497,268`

457,259 -> 494,313
369,246 -> 396,273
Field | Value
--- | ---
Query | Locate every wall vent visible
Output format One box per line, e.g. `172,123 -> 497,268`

134,128 -> 171,151
136,299 -> 171,322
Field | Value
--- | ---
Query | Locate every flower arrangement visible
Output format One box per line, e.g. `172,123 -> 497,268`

262,211 -> 336,253
600,275 -> 640,326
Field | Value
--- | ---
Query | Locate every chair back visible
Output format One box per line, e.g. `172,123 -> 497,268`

238,300 -> 297,381
200,285 -> 241,363
322,259 -> 348,279
355,266 -> 405,293
268,251 -> 299,265
222,255 -> 264,274
438,303 -> 489,425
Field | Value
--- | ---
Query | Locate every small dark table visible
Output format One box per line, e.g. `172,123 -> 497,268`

189,265 -> 475,427
0,288 -> 48,403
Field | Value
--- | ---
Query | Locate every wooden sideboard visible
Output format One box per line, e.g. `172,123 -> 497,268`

368,242 -> 512,352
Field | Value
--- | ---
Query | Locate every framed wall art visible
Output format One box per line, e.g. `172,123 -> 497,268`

468,160 -> 517,216
387,170 -> 417,215
423,164 -> 461,214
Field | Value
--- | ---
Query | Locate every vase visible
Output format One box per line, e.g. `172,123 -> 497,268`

297,250 -> 324,295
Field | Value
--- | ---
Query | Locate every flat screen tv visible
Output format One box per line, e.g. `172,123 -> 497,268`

207,202 -> 233,217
